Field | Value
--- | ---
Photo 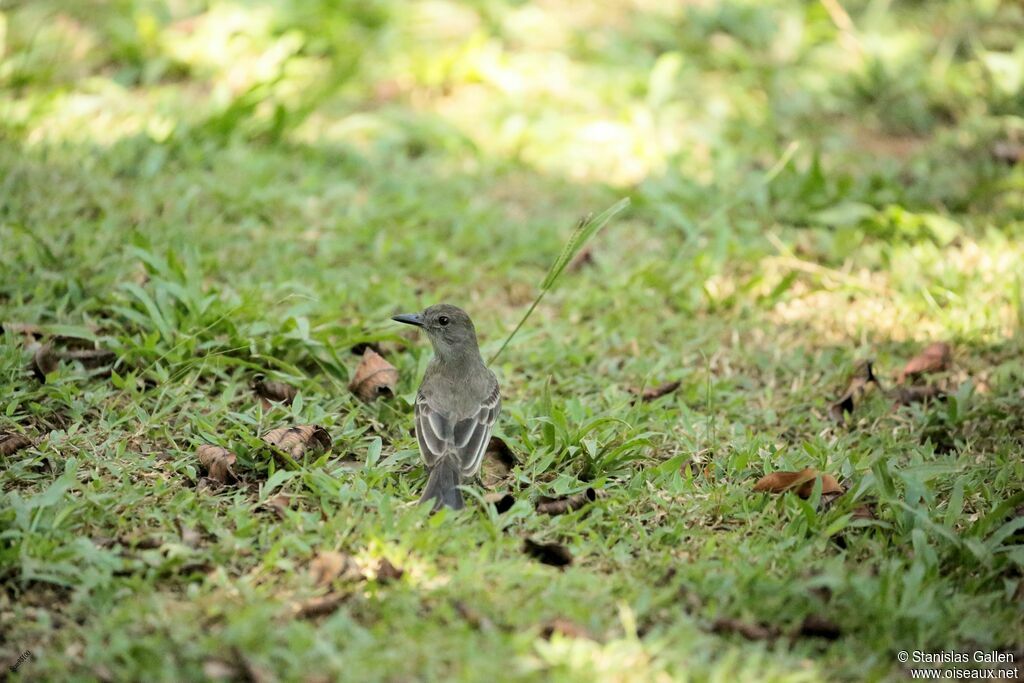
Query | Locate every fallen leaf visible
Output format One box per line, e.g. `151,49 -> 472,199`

350,342 -> 385,356
263,493 -> 290,519
540,617 -> 592,640
898,342 -> 951,383
523,539 -> 573,567
483,492 -> 516,514
375,558 -> 404,583
630,380 -> 681,403
293,593 -> 349,619
0,433 -> 33,457
253,375 -> 297,407
753,468 -> 843,499
31,342 -> 58,381
348,349 -> 398,401
795,614 -> 841,640
536,488 -> 597,515
309,551 -> 359,587
196,445 -> 238,485
892,385 -> 946,405
829,360 -> 880,425
481,436 -> 517,489
710,617 -> 778,641
262,425 -> 332,462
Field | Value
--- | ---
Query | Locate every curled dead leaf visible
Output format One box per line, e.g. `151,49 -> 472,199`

348,349 -> 398,402
0,433 -> 33,457
31,342 -> 58,381
262,425 -> 332,463
536,488 -> 597,516
309,551 -> 360,587
630,380 -> 681,403
481,436 -> 517,489
753,468 -> 843,499
350,341 -> 385,356
483,492 -> 516,514
710,617 -> 778,641
374,558 -> 404,583
523,539 -> 573,567
898,342 -> 951,384
540,617 -> 592,640
196,445 -> 238,485
253,375 -> 297,407
829,360 -> 879,425
795,614 -> 841,640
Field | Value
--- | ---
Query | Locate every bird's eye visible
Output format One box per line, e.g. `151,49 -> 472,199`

438,316 -> 450,326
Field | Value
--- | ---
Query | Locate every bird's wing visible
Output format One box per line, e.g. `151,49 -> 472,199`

415,383 -> 500,478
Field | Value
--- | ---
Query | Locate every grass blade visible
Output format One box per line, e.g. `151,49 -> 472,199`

488,198 -> 630,364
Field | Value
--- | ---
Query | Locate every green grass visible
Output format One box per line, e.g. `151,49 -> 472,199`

2,0 -> 1024,681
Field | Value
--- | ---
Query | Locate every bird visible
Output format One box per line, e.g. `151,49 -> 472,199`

392,304 -> 501,510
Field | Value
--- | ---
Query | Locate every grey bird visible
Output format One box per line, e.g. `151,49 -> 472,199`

392,304 -> 501,510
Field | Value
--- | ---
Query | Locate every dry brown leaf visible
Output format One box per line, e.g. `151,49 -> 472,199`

523,539 -> 573,567
829,360 -> 879,425
710,617 -> 778,641
293,593 -> 349,619
481,436 -> 517,489
262,425 -> 332,460
347,349 -> 398,402
375,558 -> 404,583
253,375 -> 297,407
264,493 -> 291,519
0,433 -> 33,457
898,342 -> 951,384
536,488 -> 597,515
795,614 -> 841,640
196,445 -> 238,485
540,617 -> 592,640
483,492 -> 516,514
350,341 -> 385,356
31,342 -> 58,381
630,380 -> 681,403
309,551 -> 359,587
753,468 -> 843,499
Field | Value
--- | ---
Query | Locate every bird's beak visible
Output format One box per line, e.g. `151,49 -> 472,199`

391,313 -> 424,327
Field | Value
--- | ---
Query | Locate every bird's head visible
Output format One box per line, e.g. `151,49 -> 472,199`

392,303 -> 479,362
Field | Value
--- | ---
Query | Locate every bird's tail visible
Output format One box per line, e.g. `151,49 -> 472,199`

420,458 -> 464,511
